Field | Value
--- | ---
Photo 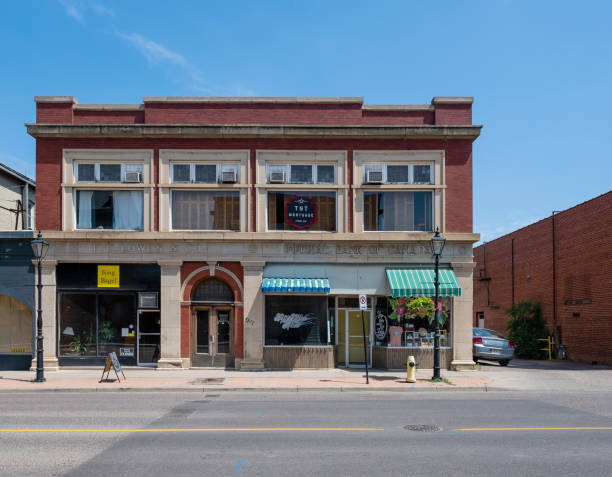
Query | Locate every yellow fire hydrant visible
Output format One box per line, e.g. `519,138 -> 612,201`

406,355 -> 416,383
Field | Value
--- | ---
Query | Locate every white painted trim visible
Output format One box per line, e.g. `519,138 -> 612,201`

180,265 -> 244,301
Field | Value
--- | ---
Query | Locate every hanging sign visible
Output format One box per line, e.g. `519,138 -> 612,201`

98,265 -> 120,288
375,313 -> 388,341
286,196 -> 317,229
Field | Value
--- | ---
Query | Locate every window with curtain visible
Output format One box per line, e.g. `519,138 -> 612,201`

76,190 -> 144,230
171,190 -> 240,230
363,191 -> 432,231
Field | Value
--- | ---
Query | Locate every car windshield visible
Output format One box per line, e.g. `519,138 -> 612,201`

473,328 -> 506,339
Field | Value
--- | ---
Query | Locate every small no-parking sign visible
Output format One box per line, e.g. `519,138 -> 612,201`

359,294 -> 367,310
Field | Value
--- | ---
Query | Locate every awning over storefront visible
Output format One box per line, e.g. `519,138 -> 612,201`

261,278 -> 330,294
385,268 -> 461,297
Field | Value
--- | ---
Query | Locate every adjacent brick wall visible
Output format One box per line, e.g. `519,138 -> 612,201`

473,192 -> 612,364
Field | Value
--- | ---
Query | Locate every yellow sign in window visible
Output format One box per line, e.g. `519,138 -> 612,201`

98,265 -> 120,288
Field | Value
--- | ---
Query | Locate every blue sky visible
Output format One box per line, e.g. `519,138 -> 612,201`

1,0 -> 610,242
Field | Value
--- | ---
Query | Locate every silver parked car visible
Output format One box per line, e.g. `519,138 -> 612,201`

473,328 -> 515,366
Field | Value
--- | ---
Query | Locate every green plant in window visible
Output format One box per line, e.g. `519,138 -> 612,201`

388,297 -> 409,321
98,321 -> 117,344
408,297 -> 435,318
68,335 -> 87,355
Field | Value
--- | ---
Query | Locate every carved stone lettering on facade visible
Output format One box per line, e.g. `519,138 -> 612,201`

245,317 -> 256,327
284,243 -> 330,256
336,244 -> 363,255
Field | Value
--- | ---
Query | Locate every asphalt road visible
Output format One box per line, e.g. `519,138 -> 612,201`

1,391 -> 612,476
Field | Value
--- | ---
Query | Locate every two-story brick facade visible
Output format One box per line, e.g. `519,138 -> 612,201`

28,95 -> 480,371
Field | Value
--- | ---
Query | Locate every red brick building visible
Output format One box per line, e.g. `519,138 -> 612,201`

29,95 -> 480,371
473,191 -> 612,364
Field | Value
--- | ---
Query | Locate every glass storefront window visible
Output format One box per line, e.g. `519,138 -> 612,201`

374,296 -> 452,348
265,295 -> 329,345
59,293 -> 137,359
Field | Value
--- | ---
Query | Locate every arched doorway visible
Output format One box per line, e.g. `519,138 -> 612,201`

0,295 -> 33,370
191,278 -> 235,367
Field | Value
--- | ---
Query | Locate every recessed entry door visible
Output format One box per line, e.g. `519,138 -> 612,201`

337,309 -> 372,367
193,308 -> 233,367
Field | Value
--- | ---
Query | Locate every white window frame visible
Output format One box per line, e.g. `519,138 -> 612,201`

170,163 -> 240,184
363,163 -> 433,184
159,150 -> 250,233
354,150 -> 444,234
63,149 -> 154,232
74,162 -> 144,183
265,163 -> 337,185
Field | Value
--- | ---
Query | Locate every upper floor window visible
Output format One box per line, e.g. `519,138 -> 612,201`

363,164 -> 432,184
171,190 -> 240,231
75,162 -> 144,183
363,191 -> 432,231
267,164 -> 336,184
171,163 -> 240,184
76,190 -> 143,230
267,191 -> 336,231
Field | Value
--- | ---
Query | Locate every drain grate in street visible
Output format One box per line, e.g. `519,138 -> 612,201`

403,425 -> 441,432
205,394 -> 221,398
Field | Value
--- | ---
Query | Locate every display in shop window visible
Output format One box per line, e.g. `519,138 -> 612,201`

376,296 -> 451,348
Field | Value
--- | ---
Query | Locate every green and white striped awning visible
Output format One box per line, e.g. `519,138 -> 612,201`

385,268 -> 461,297
261,278 -> 330,294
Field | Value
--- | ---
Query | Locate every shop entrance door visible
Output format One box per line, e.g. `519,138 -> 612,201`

193,308 -> 233,367
137,310 -> 161,366
337,309 -> 371,367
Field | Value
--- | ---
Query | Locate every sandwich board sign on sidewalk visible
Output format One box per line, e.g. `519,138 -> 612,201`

99,352 -> 126,383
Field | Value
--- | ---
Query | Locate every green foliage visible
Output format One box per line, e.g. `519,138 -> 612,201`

408,297 -> 435,318
506,301 -> 549,359
69,335 -> 87,355
98,321 -> 117,344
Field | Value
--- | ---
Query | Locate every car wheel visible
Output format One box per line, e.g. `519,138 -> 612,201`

473,356 -> 478,363
499,360 -> 509,367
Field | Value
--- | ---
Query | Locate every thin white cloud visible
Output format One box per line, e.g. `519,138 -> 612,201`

116,32 -> 186,66
58,0 -> 84,23
0,153 -> 36,180
91,3 -> 115,16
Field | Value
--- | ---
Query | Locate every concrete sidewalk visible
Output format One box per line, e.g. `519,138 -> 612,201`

0,367 -> 492,393
2,360 -> 611,393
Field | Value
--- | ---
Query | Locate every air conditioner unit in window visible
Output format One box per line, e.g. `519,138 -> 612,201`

269,170 -> 286,183
221,169 -> 237,183
366,169 -> 384,184
138,292 -> 158,309
124,171 -> 142,183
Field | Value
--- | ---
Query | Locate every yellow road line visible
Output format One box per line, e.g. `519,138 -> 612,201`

457,427 -> 612,432
0,427 -> 384,433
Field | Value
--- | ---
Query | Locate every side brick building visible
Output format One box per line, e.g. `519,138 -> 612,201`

473,191 -> 612,365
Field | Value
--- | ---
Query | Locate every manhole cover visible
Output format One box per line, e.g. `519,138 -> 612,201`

403,425 -> 441,432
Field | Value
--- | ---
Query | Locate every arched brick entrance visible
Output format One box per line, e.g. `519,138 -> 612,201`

180,262 -> 243,367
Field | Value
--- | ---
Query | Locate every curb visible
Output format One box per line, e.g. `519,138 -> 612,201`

0,385 -> 504,393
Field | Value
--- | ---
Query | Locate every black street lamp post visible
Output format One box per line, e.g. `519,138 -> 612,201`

430,227 -> 446,380
31,231 -> 49,383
